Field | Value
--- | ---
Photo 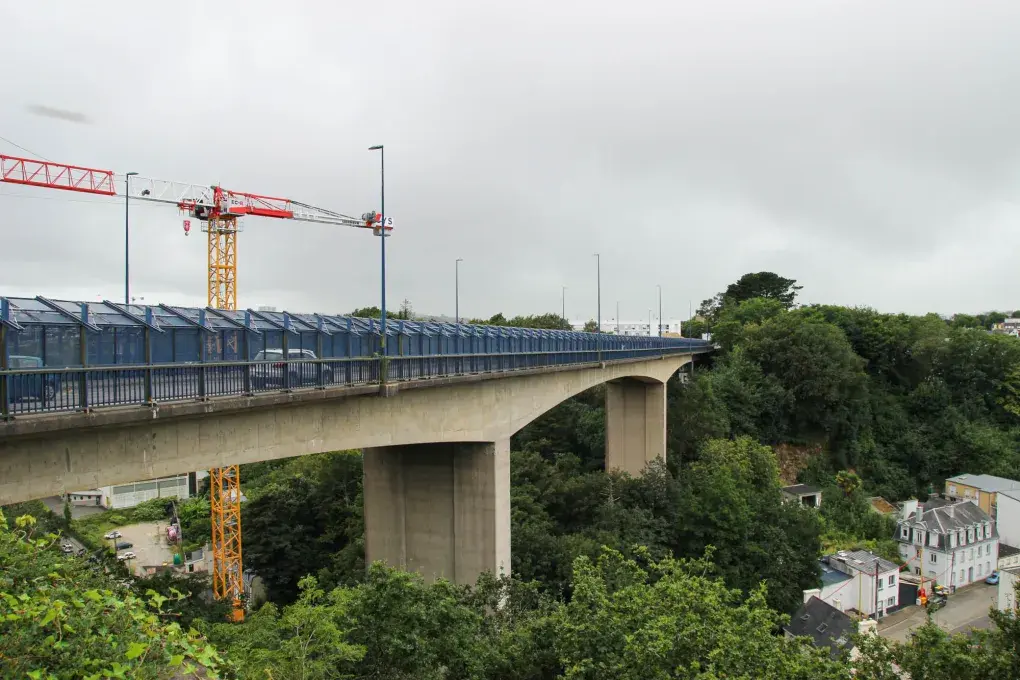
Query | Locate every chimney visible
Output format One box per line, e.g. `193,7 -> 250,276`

803,588 -> 821,604
900,499 -> 918,521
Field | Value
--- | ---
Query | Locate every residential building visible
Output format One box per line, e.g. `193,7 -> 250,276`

895,498 -> 999,588
782,484 -> 823,508
785,596 -> 858,660
811,550 -> 900,619
944,473 -> 1020,517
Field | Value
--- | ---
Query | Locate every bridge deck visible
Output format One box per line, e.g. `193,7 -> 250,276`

0,296 -> 711,420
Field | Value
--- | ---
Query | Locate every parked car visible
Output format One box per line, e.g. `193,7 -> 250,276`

927,594 -> 948,612
103,530 -> 122,540
116,551 -> 136,561
986,571 -> 1000,585
250,349 -> 331,388
7,355 -> 61,402
115,541 -> 133,550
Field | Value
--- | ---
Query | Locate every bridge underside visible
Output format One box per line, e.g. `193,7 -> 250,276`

0,354 -> 692,585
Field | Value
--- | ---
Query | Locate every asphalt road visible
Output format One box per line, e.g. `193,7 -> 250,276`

878,582 -> 996,642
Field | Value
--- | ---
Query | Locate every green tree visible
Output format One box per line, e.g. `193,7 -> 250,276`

725,271 -> 803,308
206,576 -> 365,680
552,548 -> 846,679
671,437 -> 823,614
0,510 -> 225,678
583,319 -> 598,332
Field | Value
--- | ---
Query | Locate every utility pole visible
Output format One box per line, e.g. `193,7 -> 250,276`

562,286 -> 566,323
455,258 -> 463,324
616,301 -> 620,334
594,253 -> 601,356
657,284 -> 662,337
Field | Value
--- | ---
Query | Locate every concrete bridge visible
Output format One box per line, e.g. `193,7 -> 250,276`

0,295 -> 710,585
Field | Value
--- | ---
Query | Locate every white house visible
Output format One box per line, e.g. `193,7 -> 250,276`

811,550 -> 900,619
895,498 -> 999,589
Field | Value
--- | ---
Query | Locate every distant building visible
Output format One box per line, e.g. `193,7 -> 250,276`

569,319 -> 685,336
782,484 -> 823,508
945,473 -> 1020,517
69,472 -> 194,510
895,498 -> 998,588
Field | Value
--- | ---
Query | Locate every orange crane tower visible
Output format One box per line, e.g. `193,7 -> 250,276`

1,153 -> 389,620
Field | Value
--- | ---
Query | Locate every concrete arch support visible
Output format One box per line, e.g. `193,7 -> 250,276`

605,378 -> 667,476
363,438 -> 510,586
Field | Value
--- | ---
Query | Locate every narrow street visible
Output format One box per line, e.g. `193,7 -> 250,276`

878,582 -> 996,642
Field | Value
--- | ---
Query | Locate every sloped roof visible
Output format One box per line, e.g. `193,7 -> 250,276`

946,473 -> 1020,494
786,597 -> 856,659
783,484 -> 822,496
899,500 -> 996,550
829,550 -> 899,576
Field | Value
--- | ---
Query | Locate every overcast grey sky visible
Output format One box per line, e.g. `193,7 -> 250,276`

2,1 -> 1020,321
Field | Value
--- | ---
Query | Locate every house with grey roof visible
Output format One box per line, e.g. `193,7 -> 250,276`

782,484 -> 822,508
785,596 -> 858,659
810,550 -> 901,619
944,473 -> 1020,517
895,498 -> 998,589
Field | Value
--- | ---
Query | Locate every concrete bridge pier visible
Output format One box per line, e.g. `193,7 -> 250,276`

362,439 -> 511,586
604,377 -> 667,476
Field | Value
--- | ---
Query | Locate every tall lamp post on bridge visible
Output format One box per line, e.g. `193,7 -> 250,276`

561,286 -> 567,323
593,253 -> 601,356
368,145 -> 386,355
124,171 -> 138,305
455,258 -> 463,324
657,284 -> 662,337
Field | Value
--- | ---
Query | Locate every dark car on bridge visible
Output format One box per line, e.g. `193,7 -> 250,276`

250,349 -> 332,389
7,355 -> 61,403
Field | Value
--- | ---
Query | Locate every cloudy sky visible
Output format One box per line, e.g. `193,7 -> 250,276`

2,1 -> 1020,322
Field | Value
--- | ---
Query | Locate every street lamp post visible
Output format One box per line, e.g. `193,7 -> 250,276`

616,301 -> 620,335
456,258 -> 463,324
648,309 -> 653,337
593,253 -> 601,356
657,284 -> 662,337
368,146 -> 386,355
124,172 -> 138,305
561,286 -> 566,323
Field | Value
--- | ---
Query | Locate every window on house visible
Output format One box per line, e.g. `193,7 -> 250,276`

887,597 -> 896,607
949,484 -> 957,495
901,527 -> 909,539
970,549 -> 974,561
978,564 -> 983,577
987,561 -> 991,574
960,569 -> 965,583
888,575 -> 896,587
878,579 -> 884,590
816,624 -> 828,634
929,553 -> 937,563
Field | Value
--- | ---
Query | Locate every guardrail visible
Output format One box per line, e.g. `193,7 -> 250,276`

0,345 -> 709,418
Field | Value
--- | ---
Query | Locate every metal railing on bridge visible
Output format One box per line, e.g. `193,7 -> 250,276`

0,296 -> 711,418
